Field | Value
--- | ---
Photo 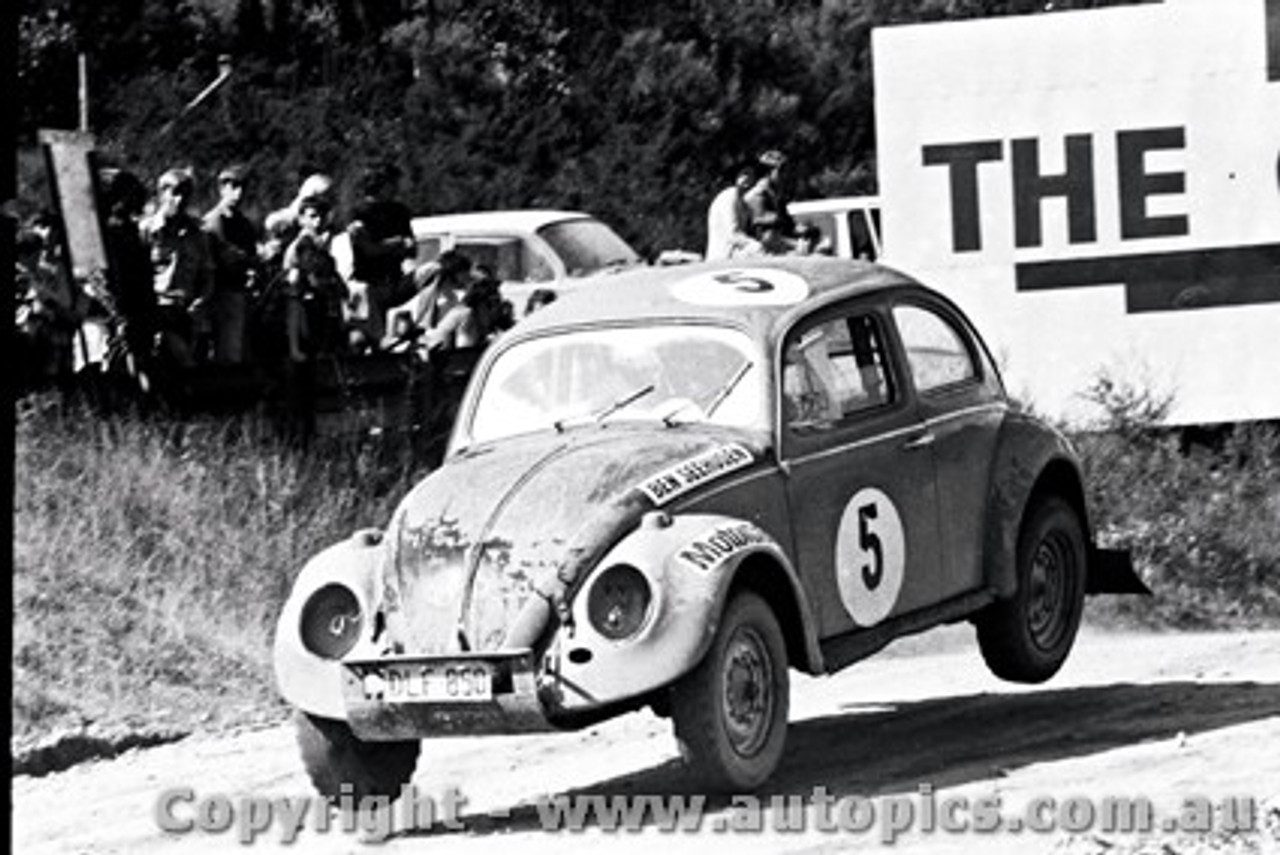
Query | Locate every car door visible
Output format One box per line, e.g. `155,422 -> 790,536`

889,297 -> 1006,600
779,299 -> 944,640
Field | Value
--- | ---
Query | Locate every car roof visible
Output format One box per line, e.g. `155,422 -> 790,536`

789,195 -> 882,214
506,256 -> 917,343
411,210 -> 591,236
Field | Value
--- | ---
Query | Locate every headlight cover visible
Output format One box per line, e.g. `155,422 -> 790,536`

586,564 -> 653,641
300,583 -> 362,660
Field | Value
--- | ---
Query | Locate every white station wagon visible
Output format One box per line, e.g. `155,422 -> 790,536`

408,210 -> 644,314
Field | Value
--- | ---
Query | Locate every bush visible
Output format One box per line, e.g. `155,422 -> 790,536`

1071,376 -> 1280,629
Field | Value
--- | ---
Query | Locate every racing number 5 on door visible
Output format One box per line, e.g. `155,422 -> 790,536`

837,488 -> 906,627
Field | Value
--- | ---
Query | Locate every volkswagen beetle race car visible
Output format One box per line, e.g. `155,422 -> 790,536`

274,256 -> 1145,797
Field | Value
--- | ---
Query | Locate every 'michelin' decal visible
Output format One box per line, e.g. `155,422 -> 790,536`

676,522 -> 771,572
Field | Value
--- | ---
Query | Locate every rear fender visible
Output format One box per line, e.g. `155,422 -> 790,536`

983,414 -> 1148,598
983,414 -> 1085,599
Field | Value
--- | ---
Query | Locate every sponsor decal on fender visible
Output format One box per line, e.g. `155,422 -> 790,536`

676,521 -> 771,572
637,443 -> 754,506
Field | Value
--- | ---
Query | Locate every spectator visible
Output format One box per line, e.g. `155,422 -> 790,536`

744,149 -> 799,254
381,249 -> 473,355
142,168 -> 215,367
705,160 -> 763,260
263,172 -> 334,269
99,167 -> 158,378
281,196 -> 345,363
15,217 -> 79,388
203,164 -> 260,364
446,264 -> 514,347
793,223 -> 824,256
347,163 -> 415,343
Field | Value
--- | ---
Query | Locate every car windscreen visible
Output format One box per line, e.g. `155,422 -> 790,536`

537,219 -> 642,278
468,324 -> 764,444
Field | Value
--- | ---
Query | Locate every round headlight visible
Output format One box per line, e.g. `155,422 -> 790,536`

300,584 -> 362,660
587,564 -> 652,641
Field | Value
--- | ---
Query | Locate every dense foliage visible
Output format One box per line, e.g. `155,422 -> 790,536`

16,0 -> 1142,252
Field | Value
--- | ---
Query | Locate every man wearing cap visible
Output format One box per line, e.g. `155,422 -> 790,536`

142,167 -> 215,367
744,149 -> 799,254
203,164 -> 260,364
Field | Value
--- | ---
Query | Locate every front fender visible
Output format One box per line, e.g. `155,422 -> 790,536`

547,512 -> 819,715
272,529 -> 385,719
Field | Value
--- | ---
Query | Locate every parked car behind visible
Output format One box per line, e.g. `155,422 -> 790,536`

335,209 -> 644,320
789,195 -> 883,261
274,256 -> 1146,799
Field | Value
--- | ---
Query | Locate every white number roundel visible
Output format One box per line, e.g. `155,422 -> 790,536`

670,268 -> 810,306
835,487 -> 906,627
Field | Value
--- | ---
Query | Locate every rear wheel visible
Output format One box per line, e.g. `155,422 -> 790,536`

977,496 -> 1087,683
295,712 -> 420,801
671,591 -> 789,791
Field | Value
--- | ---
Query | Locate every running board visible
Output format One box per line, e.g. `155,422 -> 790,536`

819,589 -> 996,674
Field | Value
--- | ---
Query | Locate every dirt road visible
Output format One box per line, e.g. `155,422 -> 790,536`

13,628 -> 1280,854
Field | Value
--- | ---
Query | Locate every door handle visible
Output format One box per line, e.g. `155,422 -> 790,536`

902,431 -> 936,451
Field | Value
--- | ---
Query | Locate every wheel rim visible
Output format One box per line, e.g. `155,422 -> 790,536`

721,625 -> 775,757
1027,530 -> 1075,651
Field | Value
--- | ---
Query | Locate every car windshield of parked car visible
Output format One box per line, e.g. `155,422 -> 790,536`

537,219 -> 643,278
468,324 -> 764,444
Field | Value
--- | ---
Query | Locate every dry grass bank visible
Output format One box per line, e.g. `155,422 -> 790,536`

12,397 -> 427,747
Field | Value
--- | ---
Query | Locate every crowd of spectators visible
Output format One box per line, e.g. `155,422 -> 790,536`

13,162 -> 516,401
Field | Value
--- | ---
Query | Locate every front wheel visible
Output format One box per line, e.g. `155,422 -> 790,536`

977,496 -> 1087,683
294,712 -> 421,801
671,591 -> 789,791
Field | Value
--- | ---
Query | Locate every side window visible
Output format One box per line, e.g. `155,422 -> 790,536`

415,236 -> 443,266
893,304 -> 977,394
522,242 -> 555,282
783,313 -> 894,431
456,239 -> 525,282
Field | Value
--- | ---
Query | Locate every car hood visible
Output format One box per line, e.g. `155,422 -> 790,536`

377,425 -> 767,655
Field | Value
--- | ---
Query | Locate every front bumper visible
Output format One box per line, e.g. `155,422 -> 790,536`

340,649 -> 556,740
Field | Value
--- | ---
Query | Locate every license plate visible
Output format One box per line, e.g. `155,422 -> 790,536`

362,662 -> 493,703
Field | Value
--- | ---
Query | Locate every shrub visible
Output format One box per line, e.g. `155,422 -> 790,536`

1072,376 -> 1280,629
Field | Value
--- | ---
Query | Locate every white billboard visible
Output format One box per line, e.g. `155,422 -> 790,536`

874,0 -> 1280,424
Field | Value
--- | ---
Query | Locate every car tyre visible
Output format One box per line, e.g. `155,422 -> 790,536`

977,495 -> 1087,683
295,711 -> 420,801
671,590 -> 789,791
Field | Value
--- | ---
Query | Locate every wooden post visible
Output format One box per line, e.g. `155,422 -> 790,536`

78,53 -> 89,132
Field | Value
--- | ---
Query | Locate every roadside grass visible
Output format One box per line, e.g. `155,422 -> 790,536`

11,381 -> 1280,753
12,396 -> 428,749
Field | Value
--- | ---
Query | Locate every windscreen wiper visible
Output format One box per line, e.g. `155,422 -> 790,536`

663,360 -> 753,427
554,384 -> 656,432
